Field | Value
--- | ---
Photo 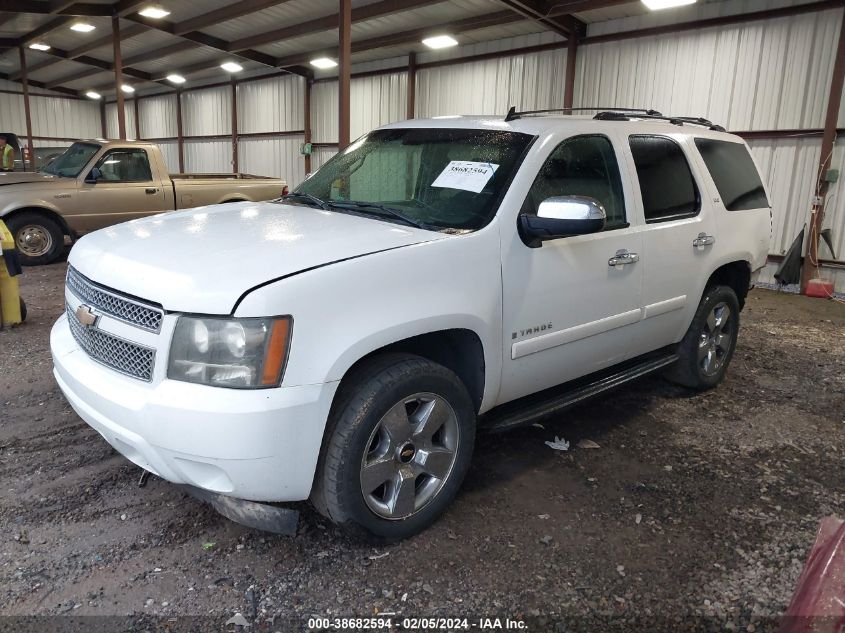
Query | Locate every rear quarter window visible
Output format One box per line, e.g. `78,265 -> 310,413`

694,138 -> 770,211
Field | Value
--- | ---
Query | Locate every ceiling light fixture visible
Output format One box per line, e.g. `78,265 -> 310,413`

121,84 -> 135,93
70,22 -> 96,32
422,35 -> 458,49
641,0 -> 696,10
85,91 -> 102,99
309,57 -> 338,69
29,43 -> 51,51
138,4 -> 171,19
166,73 -> 186,84
220,61 -> 243,73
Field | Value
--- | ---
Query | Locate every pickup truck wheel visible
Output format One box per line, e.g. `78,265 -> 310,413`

311,353 -> 476,540
666,285 -> 740,390
6,212 -> 64,266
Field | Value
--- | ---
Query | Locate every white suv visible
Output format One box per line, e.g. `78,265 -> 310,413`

51,109 -> 772,539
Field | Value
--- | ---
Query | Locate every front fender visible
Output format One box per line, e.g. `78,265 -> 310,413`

234,232 -> 504,412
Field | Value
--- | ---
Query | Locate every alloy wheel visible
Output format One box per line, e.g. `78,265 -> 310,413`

698,302 -> 733,376
360,392 -> 460,520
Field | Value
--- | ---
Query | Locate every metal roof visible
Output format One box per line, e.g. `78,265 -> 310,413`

0,0 -> 815,100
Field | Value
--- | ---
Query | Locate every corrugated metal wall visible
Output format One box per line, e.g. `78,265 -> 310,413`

311,71 -> 408,143
138,93 -> 178,139
184,139 -> 231,173
182,85 -> 231,136
575,7 -> 843,131
239,136 -> 306,185
0,92 -> 100,139
416,48 -> 568,117
156,140 -> 180,173
238,75 -> 304,133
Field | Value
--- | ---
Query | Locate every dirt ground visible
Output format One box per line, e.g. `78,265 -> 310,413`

1,262 -> 843,632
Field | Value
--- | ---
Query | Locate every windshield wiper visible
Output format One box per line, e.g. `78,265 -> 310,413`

278,192 -> 332,210
330,200 -> 430,230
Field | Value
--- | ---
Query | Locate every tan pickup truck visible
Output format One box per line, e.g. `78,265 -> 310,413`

0,139 -> 288,265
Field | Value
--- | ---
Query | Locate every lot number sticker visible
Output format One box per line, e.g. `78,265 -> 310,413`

431,161 -> 499,194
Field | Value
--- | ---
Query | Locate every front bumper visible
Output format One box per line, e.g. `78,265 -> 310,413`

51,313 -> 338,503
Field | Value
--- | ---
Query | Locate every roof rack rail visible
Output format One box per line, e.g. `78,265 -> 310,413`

593,111 -> 726,131
505,106 -> 662,122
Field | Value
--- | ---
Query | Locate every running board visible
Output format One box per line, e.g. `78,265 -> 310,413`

481,352 -> 679,433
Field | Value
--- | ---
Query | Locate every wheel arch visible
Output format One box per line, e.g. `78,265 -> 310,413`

3,205 -> 73,237
705,260 -> 751,309
332,328 -> 487,414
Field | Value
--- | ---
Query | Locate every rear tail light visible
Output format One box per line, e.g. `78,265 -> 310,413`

281,185 -> 289,196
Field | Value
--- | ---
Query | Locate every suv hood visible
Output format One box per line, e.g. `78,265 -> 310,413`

69,201 -> 446,313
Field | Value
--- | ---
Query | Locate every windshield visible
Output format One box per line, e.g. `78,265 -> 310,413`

41,142 -> 101,177
295,128 -> 534,231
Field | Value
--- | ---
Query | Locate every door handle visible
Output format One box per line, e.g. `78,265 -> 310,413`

693,232 -> 716,248
608,250 -> 639,267
145,187 -> 158,195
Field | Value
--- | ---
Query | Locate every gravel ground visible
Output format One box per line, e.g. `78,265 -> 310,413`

1,262 -> 843,632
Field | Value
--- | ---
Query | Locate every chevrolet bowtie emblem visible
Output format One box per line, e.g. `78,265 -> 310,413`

75,304 -> 99,328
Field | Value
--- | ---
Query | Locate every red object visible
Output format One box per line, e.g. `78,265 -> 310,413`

805,279 -> 835,298
778,517 -> 845,633
281,185 -> 289,196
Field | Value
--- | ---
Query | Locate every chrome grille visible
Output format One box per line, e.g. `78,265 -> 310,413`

66,306 -> 156,382
66,266 -> 163,333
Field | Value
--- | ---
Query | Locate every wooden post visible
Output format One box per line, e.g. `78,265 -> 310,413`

175,88 -> 185,173
304,76 -> 312,174
564,33 -> 578,109
231,78 -> 238,173
112,16 -> 126,140
800,13 -> 845,293
133,94 -> 141,139
338,0 -> 351,149
406,51 -> 416,120
18,46 -> 34,172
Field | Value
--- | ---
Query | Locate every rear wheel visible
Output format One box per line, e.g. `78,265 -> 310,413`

666,285 -> 740,390
6,212 -> 65,266
311,354 -> 476,540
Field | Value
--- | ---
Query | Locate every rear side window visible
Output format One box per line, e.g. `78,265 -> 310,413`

694,138 -> 769,211
629,135 -> 699,222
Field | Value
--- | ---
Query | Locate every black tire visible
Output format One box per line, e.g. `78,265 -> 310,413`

5,212 -> 65,266
666,285 -> 740,390
311,353 -> 476,540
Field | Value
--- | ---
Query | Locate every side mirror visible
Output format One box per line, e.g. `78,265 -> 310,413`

519,196 -> 606,248
84,167 -> 102,184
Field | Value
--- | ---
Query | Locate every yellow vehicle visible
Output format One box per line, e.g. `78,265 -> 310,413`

0,219 -> 25,327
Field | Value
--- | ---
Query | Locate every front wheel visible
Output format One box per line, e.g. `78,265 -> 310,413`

666,285 -> 740,390
6,212 -> 65,266
311,354 -> 476,540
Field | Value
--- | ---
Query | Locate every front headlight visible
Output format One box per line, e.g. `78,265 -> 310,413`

168,316 -> 292,389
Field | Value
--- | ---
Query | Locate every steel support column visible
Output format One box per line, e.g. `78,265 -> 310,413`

800,12 -> 845,293
99,100 -> 107,137
304,77 -> 312,174
133,94 -> 141,139
17,46 -> 34,172
112,16 -> 126,139
338,0 -> 351,149
406,51 -> 416,119
564,34 -> 577,109
231,78 -> 239,173
175,88 -> 185,173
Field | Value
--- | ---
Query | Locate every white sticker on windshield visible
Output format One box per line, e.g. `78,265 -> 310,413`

431,161 -> 499,194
